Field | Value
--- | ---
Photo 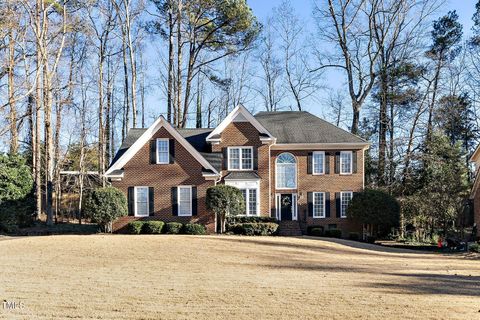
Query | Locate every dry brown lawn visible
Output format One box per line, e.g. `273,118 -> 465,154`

1,235 -> 479,320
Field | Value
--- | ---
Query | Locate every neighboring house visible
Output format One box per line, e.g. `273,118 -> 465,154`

106,105 -> 370,235
469,146 -> 480,238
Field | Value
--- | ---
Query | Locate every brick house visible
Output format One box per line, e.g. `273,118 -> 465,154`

106,105 -> 370,235
469,146 -> 480,238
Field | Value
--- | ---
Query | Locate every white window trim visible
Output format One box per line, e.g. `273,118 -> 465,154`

240,188 -> 260,216
340,151 -> 353,175
227,146 -> 254,171
177,185 -> 192,217
275,153 -> 297,190
340,191 -> 353,218
313,192 -> 326,218
134,186 -> 149,217
156,138 -> 170,164
312,151 -> 325,175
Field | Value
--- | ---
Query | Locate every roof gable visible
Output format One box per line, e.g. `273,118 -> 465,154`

206,105 -> 275,142
105,117 -> 219,177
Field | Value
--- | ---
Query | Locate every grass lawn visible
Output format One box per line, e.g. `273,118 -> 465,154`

1,235 -> 479,319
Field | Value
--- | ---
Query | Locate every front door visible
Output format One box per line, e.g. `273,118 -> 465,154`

280,194 -> 293,221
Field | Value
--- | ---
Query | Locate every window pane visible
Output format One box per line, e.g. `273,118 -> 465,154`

248,189 -> 257,216
240,189 -> 247,215
341,192 -> 352,217
314,192 -> 324,217
229,148 -> 240,169
178,187 -> 191,216
242,148 -> 252,169
157,140 -> 169,163
341,152 -> 352,173
136,187 -> 148,216
313,153 -> 324,174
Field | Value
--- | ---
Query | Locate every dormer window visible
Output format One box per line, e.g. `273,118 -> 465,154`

228,147 -> 253,170
156,138 -> 169,164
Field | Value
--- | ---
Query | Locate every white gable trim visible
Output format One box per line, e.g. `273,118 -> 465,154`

206,105 -> 275,142
105,116 -> 220,177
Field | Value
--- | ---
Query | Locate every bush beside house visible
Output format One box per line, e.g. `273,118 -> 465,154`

206,185 -> 245,233
84,187 -> 128,232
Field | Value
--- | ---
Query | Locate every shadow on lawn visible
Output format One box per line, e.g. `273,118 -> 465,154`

366,273 -> 480,297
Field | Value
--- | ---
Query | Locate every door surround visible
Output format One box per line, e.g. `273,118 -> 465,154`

275,193 -> 298,221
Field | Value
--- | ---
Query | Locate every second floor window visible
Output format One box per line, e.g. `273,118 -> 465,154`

228,147 -> 253,170
340,151 -> 352,174
313,151 -> 325,174
276,152 -> 297,189
156,138 -> 169,164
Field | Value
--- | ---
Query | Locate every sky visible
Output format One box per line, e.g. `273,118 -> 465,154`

143,0 -> 478,129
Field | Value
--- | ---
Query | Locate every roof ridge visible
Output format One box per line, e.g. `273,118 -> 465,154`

302,111 -> 368,143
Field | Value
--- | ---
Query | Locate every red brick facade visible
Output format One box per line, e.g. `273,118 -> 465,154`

110,116 -> 367,236
111,127 -> 215,233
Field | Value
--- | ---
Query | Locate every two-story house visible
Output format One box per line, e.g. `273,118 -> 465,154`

106,105 -> 370,235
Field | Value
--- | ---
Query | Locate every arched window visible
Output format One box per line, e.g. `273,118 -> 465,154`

276,153 -> 297,189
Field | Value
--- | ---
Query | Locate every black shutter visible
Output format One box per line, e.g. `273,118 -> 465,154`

307,152 -> 312,174
128,187 -> 134,216
171,187 -> 178,216
150,140 -> 156,164
148,187 -> 155,216
169,139 -> 175,164
352,151 -> 358,173
335,192 -> 341,218
307,192 -> 313,217
325,153 -> 330,174
334,152 -> 340,174
253,147 -> 258,170
192,187 -> 198,215
222,148 -> 228,170
325,192 -> 330,218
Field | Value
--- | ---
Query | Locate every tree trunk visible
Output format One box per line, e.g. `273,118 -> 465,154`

8,27 -> 18,154
378,65 -> 388,186
167,2 -> 174,123
175,0 -> 183,127
351,102 -> 360,134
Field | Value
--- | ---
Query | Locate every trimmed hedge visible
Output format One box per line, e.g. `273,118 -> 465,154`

127,221 -> 144,234
324,229 -> 342,238
230,222 -> 278,236
307,225 -> 324,236
165,222 -> 183,234
366,235 -> 377,243
348,232 -> 360,241
182,223 -> 206,235
226,216 -> 277,224
143,221 -> 164,234
470,243 -> 480,253
309,227 -> 324,237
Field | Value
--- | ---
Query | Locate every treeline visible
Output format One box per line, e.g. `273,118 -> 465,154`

0,0 -> 479,238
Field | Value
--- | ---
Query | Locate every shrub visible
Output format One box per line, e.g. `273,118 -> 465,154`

348,232 -> 360,241
366,235 -> 377,244
469,243 -> 480,253
226,216 -> 277,224
230,222 -> 278,236
143,221 -> 164,234
182,223 -> 206,235
347,189 -> 400,237
206,185 -> 245,233
324,229 -> 342,238
84,187 -> 128,232
307,225 -> 324,235
309,227 -> 324,237
127,221 -> 144,234
0,192 -> 35,233
165,222 -> 183,234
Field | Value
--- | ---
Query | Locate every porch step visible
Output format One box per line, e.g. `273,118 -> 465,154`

277,221 -> 303,236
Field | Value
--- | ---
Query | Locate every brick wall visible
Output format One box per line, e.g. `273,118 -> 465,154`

111,127 -> 215,233
212,122 -> 272,215
270,149 -> 364,236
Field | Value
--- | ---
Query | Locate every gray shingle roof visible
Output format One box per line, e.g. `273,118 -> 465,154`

254,111 -> 367,144
223,171 -> 260,180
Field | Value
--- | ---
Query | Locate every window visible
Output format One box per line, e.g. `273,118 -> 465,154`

228,147 -> 253,170
313,151 -> 325,175
340,191 -> 353,218
156,138 -> 169,164
313,192 -> 325,218
178,186 -> 192,216
276,153 -> 297,189
340,151 -> 352,174
239,188 -> 258,216
135,187 -> 149,217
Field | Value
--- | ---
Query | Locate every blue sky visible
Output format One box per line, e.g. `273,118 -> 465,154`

143,0 -> 478,127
